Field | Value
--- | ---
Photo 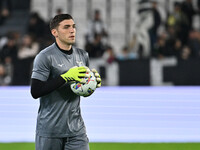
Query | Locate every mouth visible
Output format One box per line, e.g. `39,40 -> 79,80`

69,36 -> 75,39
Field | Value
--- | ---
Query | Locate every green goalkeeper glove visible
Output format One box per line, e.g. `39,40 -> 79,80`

61,66 -> 89,83
92,68 -> 101,88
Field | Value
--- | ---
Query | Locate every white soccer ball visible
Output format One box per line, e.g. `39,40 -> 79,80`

70,71 -> 97,97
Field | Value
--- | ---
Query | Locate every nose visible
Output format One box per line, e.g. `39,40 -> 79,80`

70,27 -> 75,33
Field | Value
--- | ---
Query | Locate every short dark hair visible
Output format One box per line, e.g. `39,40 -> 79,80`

49,14 -> 74,30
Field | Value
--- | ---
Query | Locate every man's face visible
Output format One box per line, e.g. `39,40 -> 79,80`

53,19 -> 76,46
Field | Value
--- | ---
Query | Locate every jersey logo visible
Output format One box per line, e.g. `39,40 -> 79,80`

76,61 -> 83,66
58,64 -> 64,67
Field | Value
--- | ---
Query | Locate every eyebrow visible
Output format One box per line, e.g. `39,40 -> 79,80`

64,24 -> 76,27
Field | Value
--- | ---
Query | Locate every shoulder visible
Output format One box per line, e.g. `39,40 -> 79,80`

73,46 -> 90,67
34,43 -> 57,64
36,43 -> 56,58
73,47 -> 88,54
39,43 -> 56,55
73,46 -> 89,57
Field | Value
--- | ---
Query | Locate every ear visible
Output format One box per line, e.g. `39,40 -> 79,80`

51,29 -> 58,37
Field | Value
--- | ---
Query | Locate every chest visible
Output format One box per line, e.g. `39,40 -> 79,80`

49,52 -> 86,78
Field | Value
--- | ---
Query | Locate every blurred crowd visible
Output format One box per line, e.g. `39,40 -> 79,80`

152,0 -> 200,60
0,11 -> 52,85
1,0 -> 200,86
84,0 -> 200,62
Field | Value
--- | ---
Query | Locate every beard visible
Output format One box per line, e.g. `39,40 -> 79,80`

67,39 -> 75,45
60,38 -> 75,46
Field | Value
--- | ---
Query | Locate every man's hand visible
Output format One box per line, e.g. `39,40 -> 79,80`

61,66 -> 89,83
92,68 -> 101,88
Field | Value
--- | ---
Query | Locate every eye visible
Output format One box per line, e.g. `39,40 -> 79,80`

64,25 -> 70,29
73,24 -> 76,28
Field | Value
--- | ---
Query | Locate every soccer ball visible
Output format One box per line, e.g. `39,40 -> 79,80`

70,71 -> 97,97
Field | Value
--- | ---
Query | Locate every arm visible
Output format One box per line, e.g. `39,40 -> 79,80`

31,66 -> 89,99
30,77 -> 65,99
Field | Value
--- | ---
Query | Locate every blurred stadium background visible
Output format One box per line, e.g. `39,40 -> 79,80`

0,0 -> 200,150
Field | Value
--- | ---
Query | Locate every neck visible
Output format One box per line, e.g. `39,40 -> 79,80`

55,42 -> 73,55
56,40 -> 72,51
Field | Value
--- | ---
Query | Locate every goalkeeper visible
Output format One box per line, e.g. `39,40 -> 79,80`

30,14 -> 101,150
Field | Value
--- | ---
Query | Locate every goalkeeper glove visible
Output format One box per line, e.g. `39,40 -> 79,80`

61,66 -> 89,83
91,68 -> 101,88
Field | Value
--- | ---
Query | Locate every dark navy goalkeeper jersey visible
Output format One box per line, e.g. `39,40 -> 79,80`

31,43 -> 89,137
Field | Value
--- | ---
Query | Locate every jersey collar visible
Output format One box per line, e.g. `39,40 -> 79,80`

55,42 -> 73,55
